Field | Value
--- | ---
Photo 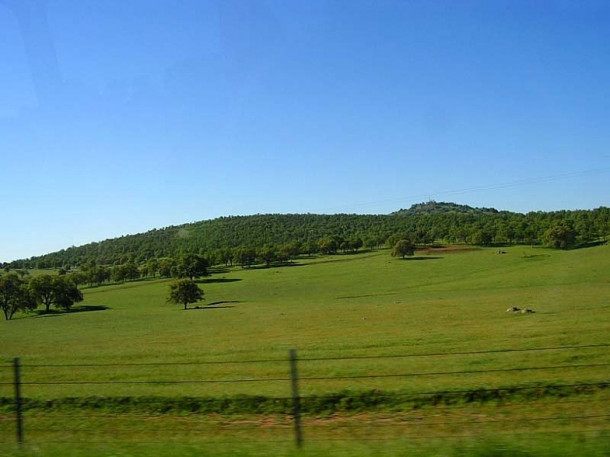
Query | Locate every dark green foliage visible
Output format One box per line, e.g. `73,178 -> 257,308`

0,273 -> 36,320
173,254 -> 209,280
391,239 -> 415,259
392,201 -> 500,216
30,274 -> 83,312
143,258 -> 159,277
2,274 -> 28,306
29,274 -> 56,312
235,247 -> 257,268
543,223 -> 578,249
79,263 -> 111,286
167,279 -> 204,310
111,262 -> 140,282
157,257 -> 175,278
259,245 -> 277,267
52,277 -> 84,310
470,228 -> 494,246
7,203 -> 610,268
1,382 -> 605,415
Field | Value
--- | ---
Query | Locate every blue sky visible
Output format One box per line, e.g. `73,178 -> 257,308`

1,0 -> 609,262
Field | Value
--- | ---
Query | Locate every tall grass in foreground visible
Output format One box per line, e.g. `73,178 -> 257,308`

2,434 -> 609,457
1,387 -> 608,455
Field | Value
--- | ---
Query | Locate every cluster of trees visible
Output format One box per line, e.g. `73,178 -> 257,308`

54,254 -> 210,287
3,202 -> 608,320
0,265 -> 210,320
4,203 -> 609,270
0,272 -> 82,320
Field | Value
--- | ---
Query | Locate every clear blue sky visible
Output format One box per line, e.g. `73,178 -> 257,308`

1,0 -> 609,262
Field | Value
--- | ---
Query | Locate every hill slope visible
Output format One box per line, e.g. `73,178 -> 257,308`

6,203 -> 609,268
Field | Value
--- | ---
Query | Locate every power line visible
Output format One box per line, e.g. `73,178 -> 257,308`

312,167 -> 610,213
4,363 -> 607,386
297,363 -> 610,383
296,344 -> 610,363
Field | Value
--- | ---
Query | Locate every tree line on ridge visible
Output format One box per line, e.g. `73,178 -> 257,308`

3,203 -> 609,270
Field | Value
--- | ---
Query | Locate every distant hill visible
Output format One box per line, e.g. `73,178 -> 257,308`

392,201 -> 499,216
5,203 -> 609,269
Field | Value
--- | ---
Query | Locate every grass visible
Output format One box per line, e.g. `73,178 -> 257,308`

1,409 -> 608,457
1,390 -> 609,456
0,244 -> 608,455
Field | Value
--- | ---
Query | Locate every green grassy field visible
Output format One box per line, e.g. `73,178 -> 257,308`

1,245 -> 609,455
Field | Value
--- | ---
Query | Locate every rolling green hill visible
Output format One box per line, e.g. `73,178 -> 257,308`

6,202 -> 609,268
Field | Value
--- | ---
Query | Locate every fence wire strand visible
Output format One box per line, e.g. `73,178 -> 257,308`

5,342 -> 608,369
1,344 -> 608,448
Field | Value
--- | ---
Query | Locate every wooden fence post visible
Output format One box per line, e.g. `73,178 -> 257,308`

289,349 -> 303,448
14,357 -> 23,445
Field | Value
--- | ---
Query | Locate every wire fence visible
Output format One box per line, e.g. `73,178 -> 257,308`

0,343 -> 608,449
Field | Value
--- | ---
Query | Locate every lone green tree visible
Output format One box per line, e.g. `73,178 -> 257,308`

0,273 -> 36,320
53,277 -> 84,310
168,279 -> 204,310
29,274 -> 56,313
30,274 -> 83,312
391,239 -> 415,259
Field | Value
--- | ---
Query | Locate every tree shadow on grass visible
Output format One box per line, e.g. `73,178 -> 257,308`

33,305 -> 109,317
188,300 -> 240,310
249,262 -> 304,270
521,254 -> 551,260
196,278 -> 242,284
70,305 -> 109,313
401,256 -> 443,261
576,240 -> 608,249
336,292 -> 398,300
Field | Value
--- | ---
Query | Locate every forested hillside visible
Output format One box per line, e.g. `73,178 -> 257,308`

392,201 -> 500,215
5,202 -> 610,269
